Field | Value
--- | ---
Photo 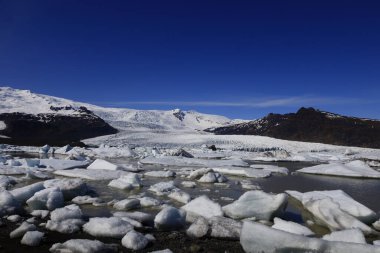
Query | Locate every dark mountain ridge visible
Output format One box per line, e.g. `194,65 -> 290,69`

206,107 -> 380,149
0,107 -> 117,146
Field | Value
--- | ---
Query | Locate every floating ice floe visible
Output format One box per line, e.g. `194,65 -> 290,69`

181,181 -> 196,188
140,156 -> 248,168
26,187 -> 64,211
303,198 -> 374,235
322,229 -> 366,244
240,221 -> 380,253
44,178 -> 88,200
10,222 -> 37,238
138,197 -> 162,207
154,206 -> 186,230
50,239 -> 118,253
144,170 -> 176,178
46,204 -> 84,234
297,160 -> 380,178
168,189 -> 191,204
113,211 -> 155,226
0,175 -> 16,189
39,158 -> 89,170
271,217 -> 315,236
7,214 -> 21,222
87,159 -> 121,170
54,168 -> 129,180
148,181 -> 177,196
54,144 -> 72,154
149,250 -> 174,253
286,190 -> 377,224
212,167 -> 272,178
188,168 -> 227,183
30,210 -> 50,219
250,164 -> 289,175
83,217 -> 133,238
181,195 -> 223,222
71,195 -> 102,205
113,198 -> 141,210
39,144 -> 52,154
10,182 -> 45,203
223,190 -> 287,220
90,145 -> 135,158
108,173 -> 142,190
0,165 -> 27,175
210,216 -> 242,240
122,230 -> 149,250
186,217 -> 209,238
21,231 -> 44,246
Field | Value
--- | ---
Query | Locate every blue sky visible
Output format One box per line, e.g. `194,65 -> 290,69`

1,0 -> 379,119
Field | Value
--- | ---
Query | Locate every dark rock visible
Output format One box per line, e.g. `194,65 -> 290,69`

207,107 -> 380,149
0,109 -> 117,146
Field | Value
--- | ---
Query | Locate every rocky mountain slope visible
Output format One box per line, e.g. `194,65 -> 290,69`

207,107 -> 380,149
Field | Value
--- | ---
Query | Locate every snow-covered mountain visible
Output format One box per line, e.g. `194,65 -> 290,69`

0,87 -> 242,131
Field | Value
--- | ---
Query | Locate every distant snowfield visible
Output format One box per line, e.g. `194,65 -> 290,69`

0,87 -> 244,131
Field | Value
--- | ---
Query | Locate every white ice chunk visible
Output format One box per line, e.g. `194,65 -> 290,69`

286,190 -> 377,224
10,222 -> 36,238
26,187 -> 64,211
304,198 -> 373,235
0,175 -> 16,189
168,189 -> 191,204
54,168 -> 129,180
21,231 -> 44,246
87,159 -> 121,170
148,181 -> 177,196
54,144 -> 72,154
7,214 -> 21,222
210,216 -> 242,240
144,170 -> 176,178
240,221 -> 379,253
44,178 -> 88,200
181,181 -> 196,188
46,204 -> 84,233
10,182 -> 45,203
40,159 -> 89,170
50,239 -> 117,253
181,195 -> 223,222
108,173 -> 142,190
72,195 -> 102,205
272,217 -> 315,236
323,229 -> 366,244
50,204 -> 83,222
212,167 -> 272,178
0,190 -> 21,216
122,230 -> 149,250
30,210 -> 50,219
250,164 -> 289,175
83,217 -> 133,238
113,211 -> 154,225
139,197 -> 161,207
297,160 -> 380,178
39,145 -> 51,154
154,206 -> 186,230
113,199 -> 140,210
186,217 -> 209,238
223,190 -> 287,220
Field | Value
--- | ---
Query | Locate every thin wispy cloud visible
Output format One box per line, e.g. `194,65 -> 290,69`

97,96 -> 371,108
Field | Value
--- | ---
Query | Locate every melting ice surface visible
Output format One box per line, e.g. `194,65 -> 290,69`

1,143 -> 380,252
